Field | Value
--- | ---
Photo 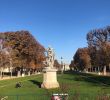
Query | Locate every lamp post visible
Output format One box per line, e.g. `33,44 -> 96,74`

61,57 -> 63,73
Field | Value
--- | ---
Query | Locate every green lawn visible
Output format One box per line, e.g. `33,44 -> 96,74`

0,71 -> 110,100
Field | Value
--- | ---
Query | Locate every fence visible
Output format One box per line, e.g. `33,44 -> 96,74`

0,93 -> 110,100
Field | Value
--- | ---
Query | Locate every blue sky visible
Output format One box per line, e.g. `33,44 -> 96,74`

0,0 -> 110,63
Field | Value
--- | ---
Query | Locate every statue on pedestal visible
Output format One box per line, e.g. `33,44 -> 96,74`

41,46 -> 59,89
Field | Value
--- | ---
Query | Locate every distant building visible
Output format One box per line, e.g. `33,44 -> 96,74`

56,63 -> 70,71
63,63 -> 70,71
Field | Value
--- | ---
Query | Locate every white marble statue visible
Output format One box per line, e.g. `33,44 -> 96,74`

45,47 -> 55,68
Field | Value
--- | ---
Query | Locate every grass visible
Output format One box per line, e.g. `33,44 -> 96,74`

0,71 -> 110,100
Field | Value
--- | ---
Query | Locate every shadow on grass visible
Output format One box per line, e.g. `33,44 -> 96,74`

63,71 -> 110,87
29,80 -> 41,88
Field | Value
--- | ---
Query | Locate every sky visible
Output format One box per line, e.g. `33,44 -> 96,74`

0,0 -> 110,64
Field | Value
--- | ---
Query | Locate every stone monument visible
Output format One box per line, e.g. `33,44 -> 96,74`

41,47 -> 59,89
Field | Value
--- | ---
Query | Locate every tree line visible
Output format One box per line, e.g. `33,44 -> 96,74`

0,30 -> 60,77
0,31 -> 45,76
70,26 -> 110,73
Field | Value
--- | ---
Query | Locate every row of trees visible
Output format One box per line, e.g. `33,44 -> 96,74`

0,30 -> 61,77
0,31 -> 45,77
70,26 -> 110,74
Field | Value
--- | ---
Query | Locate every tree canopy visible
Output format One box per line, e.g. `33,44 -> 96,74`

0,31 -> 45,70
70,26 -> 110,71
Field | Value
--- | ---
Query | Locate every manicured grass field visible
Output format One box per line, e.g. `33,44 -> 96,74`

0,71 -> 110,100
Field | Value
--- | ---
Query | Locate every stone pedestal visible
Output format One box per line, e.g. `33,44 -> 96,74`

41,67 -> 59,89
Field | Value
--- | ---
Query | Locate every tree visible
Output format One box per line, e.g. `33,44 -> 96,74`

54,59 -> 60,69
73,48 -> 91,71
69,60 -> 76,71
87,26 -> 110,74
0,31 -> 45,76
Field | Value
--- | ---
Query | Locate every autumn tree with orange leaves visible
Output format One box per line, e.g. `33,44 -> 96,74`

71,48 -> 91,71
70,26 -> 110,73
0,31 -> 45,72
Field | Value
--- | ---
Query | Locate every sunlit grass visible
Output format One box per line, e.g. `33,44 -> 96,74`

0,72 -> 110,99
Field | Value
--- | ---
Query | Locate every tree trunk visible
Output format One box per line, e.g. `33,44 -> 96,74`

98,66 -> 99,72
10,71 -> 12,78
98,66 -> 101,75
103,66 -> 106,76
22,72 -> 25,77
95,67 -> 97,72
2,68 -> 4,78
0,70 -> 2,78
17,71 -> 21,77
2,71 -> 4,78
109,63 -> 110,72
91,67 -> 93,72
64,64 -> 65,71
35,70 -> 37,75
89,68 -> 91,72
28,71 -> 30,76
10,67 -> 12,78
86,68 -> 88,73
